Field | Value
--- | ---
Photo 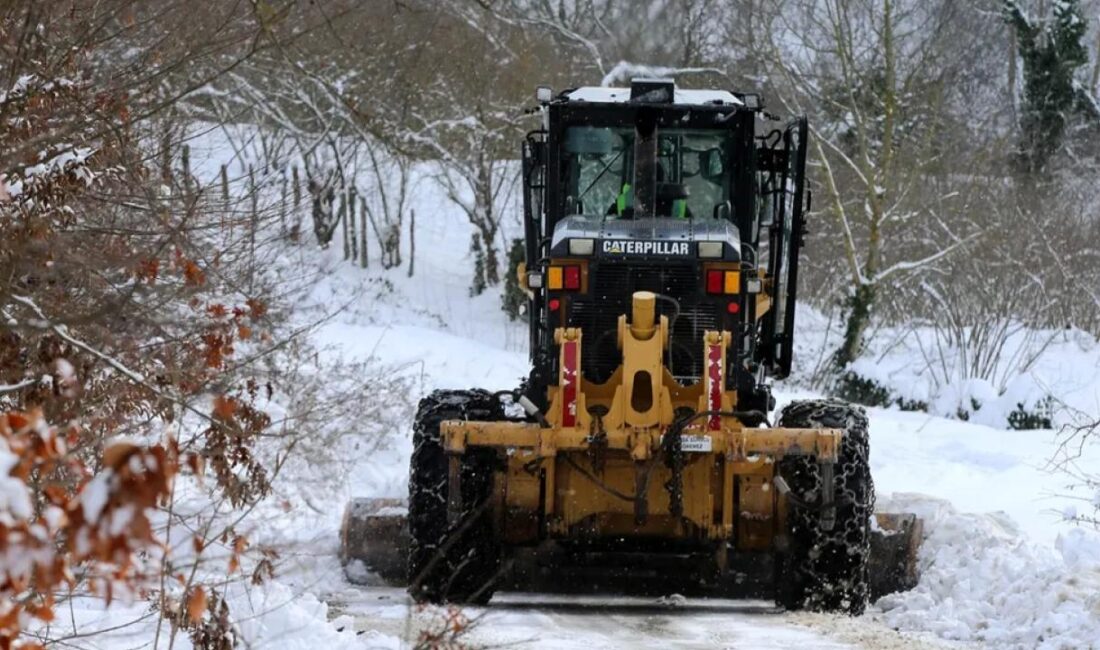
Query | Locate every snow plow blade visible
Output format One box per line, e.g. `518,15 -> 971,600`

340,497 -> 925,597
869,512 -> 924,599
340,498 -> 408,586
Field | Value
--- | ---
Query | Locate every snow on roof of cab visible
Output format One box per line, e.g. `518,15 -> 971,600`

566,86 -> 743,106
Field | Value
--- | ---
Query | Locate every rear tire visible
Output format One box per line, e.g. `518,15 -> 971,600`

774,399 -> 874,615
407,389 -> 503,604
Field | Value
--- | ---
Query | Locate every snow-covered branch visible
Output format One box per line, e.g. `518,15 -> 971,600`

870,233 -> 979,285
599,62 -> 727,87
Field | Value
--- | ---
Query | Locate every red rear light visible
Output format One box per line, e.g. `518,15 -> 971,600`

549,298 -> 561,312
563,265 -> 581,290
727,301 -> 741,314
706,270 -> 723,294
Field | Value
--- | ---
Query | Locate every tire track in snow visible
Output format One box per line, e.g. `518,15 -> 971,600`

329,587 -> 953,649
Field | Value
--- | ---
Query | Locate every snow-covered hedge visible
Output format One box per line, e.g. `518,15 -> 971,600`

789,306 -> 1099,430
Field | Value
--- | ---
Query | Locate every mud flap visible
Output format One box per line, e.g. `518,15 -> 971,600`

868,512 -> 924,600
340,497 -> 409,586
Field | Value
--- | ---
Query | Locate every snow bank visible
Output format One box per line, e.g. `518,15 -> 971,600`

789,306 -> 1100,430
874,493 -> 1100,650
37,579 -> 385,650
223,580 -> 373,650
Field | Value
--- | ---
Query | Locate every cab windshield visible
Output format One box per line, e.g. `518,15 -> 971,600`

562,126 -> 732,220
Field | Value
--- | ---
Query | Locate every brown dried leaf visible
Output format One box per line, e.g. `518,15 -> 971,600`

213,396 -> 237,420
186,587 -> 207,623
102,442 -> 139,469
186,452 -> 205,477
183,260 -> 206,286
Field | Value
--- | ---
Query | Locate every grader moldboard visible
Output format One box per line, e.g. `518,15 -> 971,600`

341,80 -> 922,615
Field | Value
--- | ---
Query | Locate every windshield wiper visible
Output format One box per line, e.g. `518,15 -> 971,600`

578,149 -> 625,203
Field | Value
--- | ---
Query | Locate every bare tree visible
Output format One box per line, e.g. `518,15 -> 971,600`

764,0 -> 996,370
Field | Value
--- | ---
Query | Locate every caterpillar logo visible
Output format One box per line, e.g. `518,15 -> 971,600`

602,240 -> 690,256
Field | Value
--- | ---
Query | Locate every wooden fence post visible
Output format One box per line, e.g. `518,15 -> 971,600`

360,197 -> 369,268
348,186 -> 358,261
407,209 -> 415,277
340,190 -> 350,260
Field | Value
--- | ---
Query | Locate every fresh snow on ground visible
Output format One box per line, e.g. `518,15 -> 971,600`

874,494 -> 1100,650
48,129 -> 1099,649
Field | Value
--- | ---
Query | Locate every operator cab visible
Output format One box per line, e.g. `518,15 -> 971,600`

521,79 -> 808,410
560,123 -> 728,220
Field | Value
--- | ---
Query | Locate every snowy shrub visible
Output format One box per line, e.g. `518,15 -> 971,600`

0,410 -> 199,646
835,371 -> 928,412
1006,396 -> 1055,431
835,371 -> 894,408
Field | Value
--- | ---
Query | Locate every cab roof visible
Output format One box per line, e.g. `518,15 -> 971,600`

564,85 -> 743,107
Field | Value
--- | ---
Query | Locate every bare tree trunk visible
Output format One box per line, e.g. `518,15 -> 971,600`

475,161 -> 500,286
181,144 -> 191,196
248,165 -> 258,292
1092,28 -> 1100,94
828,0 -> 896,371
160,127 -> 172,185
481,222 -> 500,285
407,209 -> 415,277
348,187 -> 358,261
279,171 -> 287,235
292,165 -> 301,208
836,283 -> 876,369
220,164 -> 229,209
1009,28 -> 1018,122
359,197 -> 368,268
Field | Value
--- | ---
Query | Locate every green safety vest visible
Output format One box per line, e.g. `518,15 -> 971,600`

616,183 -> 688,218
616,183 -> 633,215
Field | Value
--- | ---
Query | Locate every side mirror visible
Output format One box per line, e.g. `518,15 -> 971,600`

536,85 -> 553,103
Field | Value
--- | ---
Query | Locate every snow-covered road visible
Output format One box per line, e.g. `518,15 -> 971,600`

329,587 -> 957,649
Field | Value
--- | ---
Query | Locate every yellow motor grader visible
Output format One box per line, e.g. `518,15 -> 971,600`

341,80 -> 921,615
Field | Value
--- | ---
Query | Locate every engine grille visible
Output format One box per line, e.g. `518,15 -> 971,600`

568,264 -> 718,384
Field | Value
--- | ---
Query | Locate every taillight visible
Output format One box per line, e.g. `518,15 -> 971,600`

706,270 -> 723,294
563,266 -> 581,290
706,269 -> 740,295
548,265 -> 582,291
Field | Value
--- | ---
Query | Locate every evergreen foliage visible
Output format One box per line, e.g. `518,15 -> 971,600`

501,238 -> 528,321
1004,0 -> 1092,173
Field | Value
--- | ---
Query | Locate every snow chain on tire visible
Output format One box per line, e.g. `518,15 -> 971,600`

774,399 -> 874,615
407,389 -> 503,604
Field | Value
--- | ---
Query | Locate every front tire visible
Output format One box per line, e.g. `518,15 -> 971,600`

407,389 -> 502,604
774,399 -> 874,615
